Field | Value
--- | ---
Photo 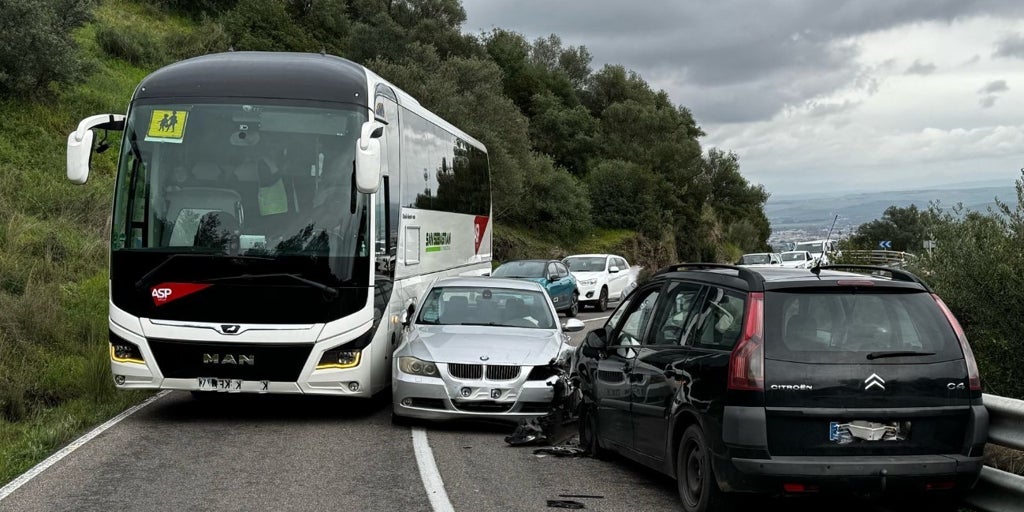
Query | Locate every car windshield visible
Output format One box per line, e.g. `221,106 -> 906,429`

416,286 -> 555,329
740,254 -> 769,264
782,252 -> 806,261
564,256 -> 606,272
492,260 -> 546,278
795,242 -> 822,253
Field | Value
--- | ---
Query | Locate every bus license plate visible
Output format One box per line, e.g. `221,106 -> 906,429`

197,377 -> 243,392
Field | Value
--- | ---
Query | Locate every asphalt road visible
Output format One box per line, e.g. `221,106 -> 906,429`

0,305 -> 917,512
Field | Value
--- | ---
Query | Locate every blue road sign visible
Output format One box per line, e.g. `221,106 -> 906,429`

878,240 -> 892,249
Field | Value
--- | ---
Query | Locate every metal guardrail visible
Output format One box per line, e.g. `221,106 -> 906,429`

962,394 -> 1024,512
837,249 -> 916,267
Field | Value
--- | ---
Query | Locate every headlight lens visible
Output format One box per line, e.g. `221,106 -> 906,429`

580,278 -> 597,286
398,357 -> 440,377
317,348 -> 362,369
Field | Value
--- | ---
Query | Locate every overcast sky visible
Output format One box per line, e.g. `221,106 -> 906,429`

461,0 -> 1024,197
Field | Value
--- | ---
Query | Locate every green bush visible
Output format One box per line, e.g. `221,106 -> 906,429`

96,22 -> 162,67
223,0 -> 314,52
909,176 -> 1024,399
0,0 -> 96,98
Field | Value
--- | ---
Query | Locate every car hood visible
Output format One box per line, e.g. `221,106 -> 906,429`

402,325 -> 563,365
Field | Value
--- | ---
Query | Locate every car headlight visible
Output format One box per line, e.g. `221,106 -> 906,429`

579,278 -> 597,286
398,356 -> 440,377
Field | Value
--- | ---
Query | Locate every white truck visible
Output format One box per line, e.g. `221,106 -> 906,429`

562,254 -> 639,312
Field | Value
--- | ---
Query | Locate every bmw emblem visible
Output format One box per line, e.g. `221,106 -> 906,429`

480,355 -> 489,361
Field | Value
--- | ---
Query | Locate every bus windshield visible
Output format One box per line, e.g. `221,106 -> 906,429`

111,101 -> 369,280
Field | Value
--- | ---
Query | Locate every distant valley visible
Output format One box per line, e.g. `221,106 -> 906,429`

765,183 -> 1018,248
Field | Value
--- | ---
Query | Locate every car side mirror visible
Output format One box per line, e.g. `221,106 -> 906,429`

355,120 -> 385,194
584,328 -> 608,349
562,318 -> 586,332
609,266 -> 620,273
400,305 -> 415,327
548,273 -> 559,282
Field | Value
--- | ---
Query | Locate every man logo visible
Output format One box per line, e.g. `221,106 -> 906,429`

220,325 -> 241,334
203,353 -> 254,365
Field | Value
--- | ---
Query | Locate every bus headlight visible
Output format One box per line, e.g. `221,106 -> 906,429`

317,348 -> 362,370
398,357 -> 439,377
109,331 -> 145,364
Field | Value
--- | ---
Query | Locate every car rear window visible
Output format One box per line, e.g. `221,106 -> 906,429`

764,289 -> 964,364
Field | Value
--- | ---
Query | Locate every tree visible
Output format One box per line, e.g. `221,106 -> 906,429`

845,204 -> 937,252
0,0 -> 96,98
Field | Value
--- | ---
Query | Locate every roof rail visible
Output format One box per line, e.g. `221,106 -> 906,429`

817,264 -> 932,291
653,263 -> 765,291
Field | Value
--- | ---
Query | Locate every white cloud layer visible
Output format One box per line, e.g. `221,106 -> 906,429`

461,1 -> 1024,195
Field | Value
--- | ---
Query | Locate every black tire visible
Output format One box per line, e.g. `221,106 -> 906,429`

578,404 -> 612,460
677,425 -> 729,512
596,287 -> 609,312
565,291 -> 579,317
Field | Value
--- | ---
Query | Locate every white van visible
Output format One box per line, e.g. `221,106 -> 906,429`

792,239 -> 840,265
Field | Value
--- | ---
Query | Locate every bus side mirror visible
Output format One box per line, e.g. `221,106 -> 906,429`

67,114 -> 125,185
355,120 -> 385,194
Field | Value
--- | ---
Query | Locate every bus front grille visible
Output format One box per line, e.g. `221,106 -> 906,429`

148,339 -> 313,381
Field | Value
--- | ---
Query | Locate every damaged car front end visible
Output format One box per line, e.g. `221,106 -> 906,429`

391,277 -> 585,425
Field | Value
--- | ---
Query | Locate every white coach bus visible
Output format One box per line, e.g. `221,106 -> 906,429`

65,51 -> 491,398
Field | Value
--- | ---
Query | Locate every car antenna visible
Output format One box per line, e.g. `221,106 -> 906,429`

810,214 -> 839,276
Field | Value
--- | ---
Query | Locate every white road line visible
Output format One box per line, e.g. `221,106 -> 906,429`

582,315 -> 610,323
0,390 -> 171,502
412,427 -> 455,512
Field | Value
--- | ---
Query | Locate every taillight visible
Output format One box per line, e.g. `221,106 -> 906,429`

932,294 -> 982,391
729,292 -> 764,391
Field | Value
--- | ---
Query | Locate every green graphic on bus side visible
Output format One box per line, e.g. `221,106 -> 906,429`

425,232 -> 451,253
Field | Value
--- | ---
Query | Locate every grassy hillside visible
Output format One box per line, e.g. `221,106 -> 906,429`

0,1 -> 187,487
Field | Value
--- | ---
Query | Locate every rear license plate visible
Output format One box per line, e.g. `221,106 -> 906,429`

197,377 -> 243,392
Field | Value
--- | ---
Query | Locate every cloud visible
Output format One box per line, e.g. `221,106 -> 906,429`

805,99 -> 863,117
905,59 -> 937,75
993,33 -> 1024,58
463,0 -> 1024,124
979,80 -> 1009,94
979,95 -> 998,108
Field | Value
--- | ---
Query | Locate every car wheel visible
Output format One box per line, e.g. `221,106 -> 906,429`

596,287 -> 608,312
578,404 -> 611,460
566,291 -> 579,317
677,425 -> 729,512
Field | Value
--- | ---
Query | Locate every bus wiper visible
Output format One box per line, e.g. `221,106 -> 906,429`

134,253 -> 272,290
201,272 -> 339,299
866,350 -> 936,360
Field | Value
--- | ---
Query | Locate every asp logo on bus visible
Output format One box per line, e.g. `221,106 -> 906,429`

151,283 -> 212,306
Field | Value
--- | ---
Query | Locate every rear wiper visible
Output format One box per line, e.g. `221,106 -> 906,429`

866,350 -> 936,360
134,253 -> 272,290
202,272 -> 339,298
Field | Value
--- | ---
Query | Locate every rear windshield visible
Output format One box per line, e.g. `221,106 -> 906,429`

764,289 -> 963,364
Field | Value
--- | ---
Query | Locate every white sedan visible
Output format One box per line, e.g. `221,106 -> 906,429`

391,276 -> 585,425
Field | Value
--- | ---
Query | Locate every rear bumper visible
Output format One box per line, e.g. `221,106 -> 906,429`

717,404 -> 989,493
717,453 -> 983,493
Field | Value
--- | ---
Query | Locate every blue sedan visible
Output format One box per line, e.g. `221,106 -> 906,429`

490,259 -> 579,317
